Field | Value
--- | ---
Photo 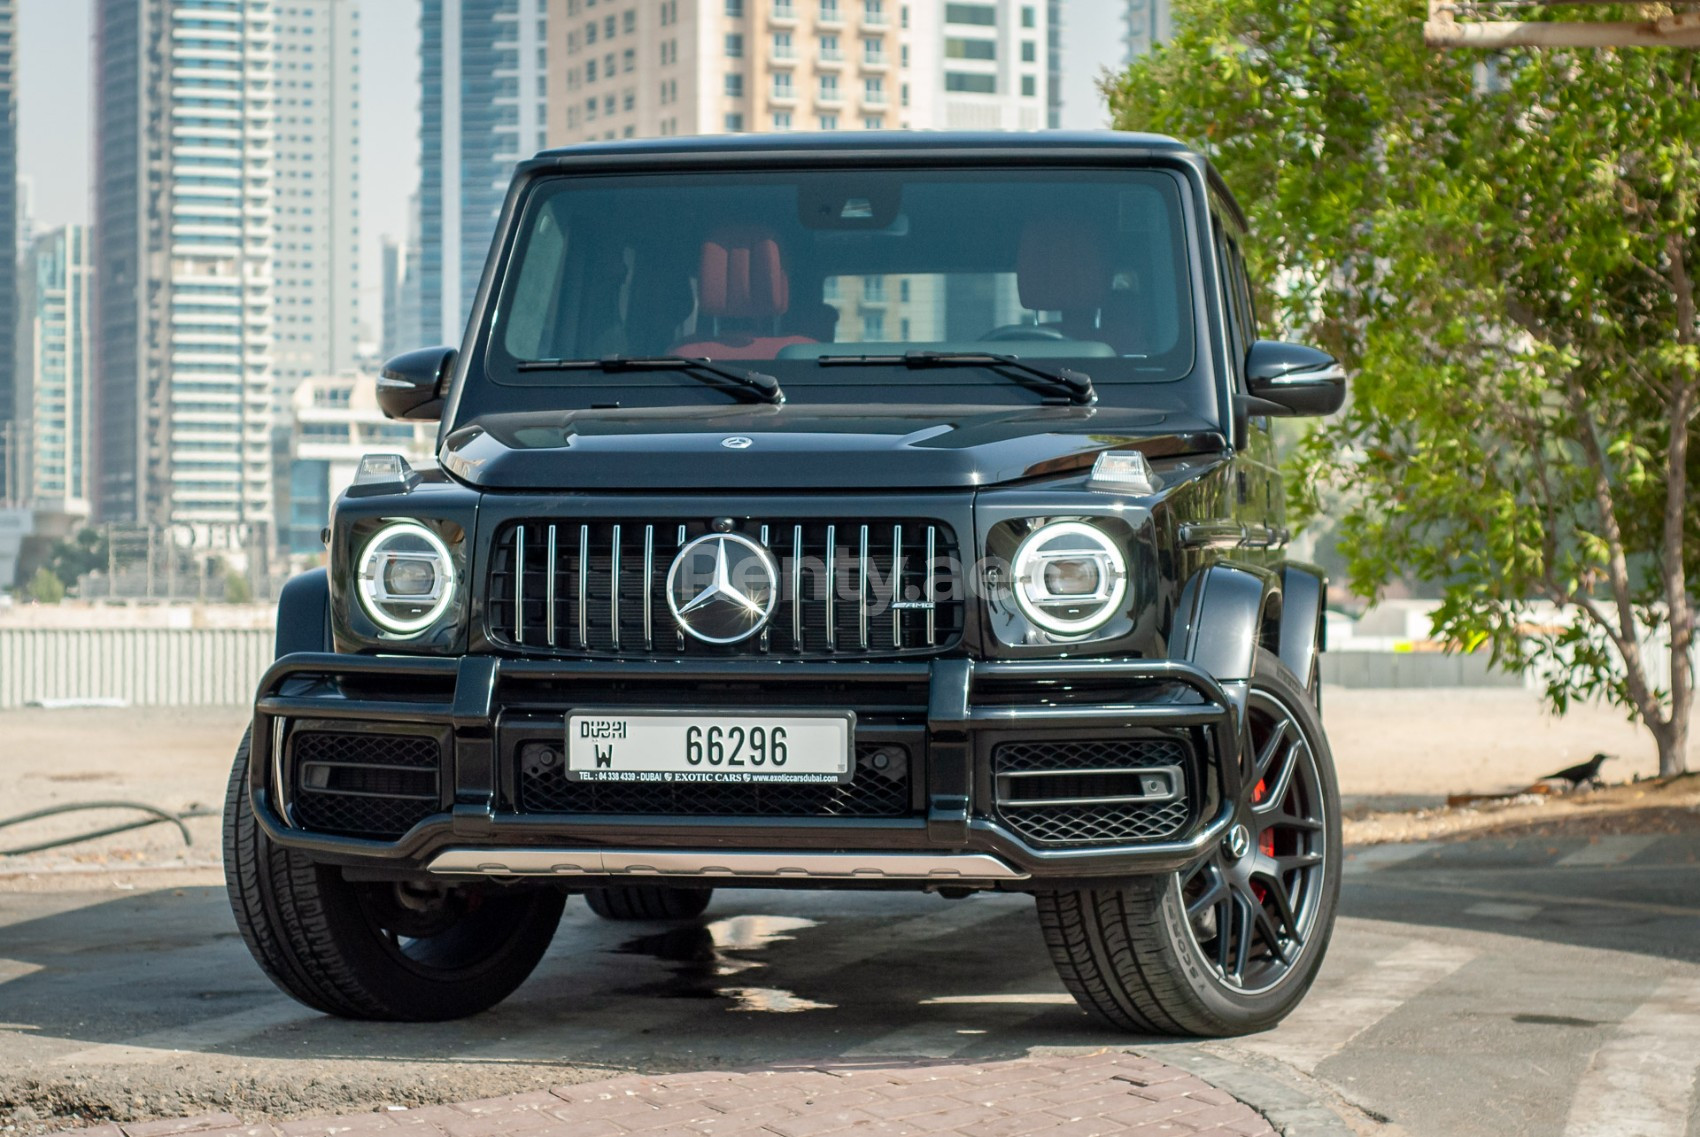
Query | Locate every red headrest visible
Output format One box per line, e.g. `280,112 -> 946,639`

698,226 -> 791,319
1017,218 -> 1110,312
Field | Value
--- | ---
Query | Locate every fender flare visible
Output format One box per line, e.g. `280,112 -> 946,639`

1276,562 -> 1328,692
1171,563 -> 1280,683
275,569 -> 332,658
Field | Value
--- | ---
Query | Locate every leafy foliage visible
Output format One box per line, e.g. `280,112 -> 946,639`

1108,2 -> 1699,774
43,528 -> 108,594
25,566 -> 65,605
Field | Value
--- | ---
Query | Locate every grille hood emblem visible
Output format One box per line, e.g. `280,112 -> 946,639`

666,534 -> 779,644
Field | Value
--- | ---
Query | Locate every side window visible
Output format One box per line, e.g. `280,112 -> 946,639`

1230,239 -> 1258,344
1210,213 -> 1248,383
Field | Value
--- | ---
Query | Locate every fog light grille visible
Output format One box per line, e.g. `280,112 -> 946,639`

291,731 -> 442,839
992,738 -> 1192,847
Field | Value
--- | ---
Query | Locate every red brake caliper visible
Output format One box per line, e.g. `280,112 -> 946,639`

1251,778 -> 1273,901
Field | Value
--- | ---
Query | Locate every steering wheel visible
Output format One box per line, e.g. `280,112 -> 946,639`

979,324 -> 1070,342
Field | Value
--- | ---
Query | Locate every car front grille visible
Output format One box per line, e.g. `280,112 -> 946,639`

991,738 -> 1193,847
291,731 -> 443,839
486,518 -> 963,658
518,740 -> 913,818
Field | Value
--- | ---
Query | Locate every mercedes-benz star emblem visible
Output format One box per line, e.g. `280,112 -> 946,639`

666,534 -> 778,644
1224,824 -> 1253,861
721,436 -> 754,450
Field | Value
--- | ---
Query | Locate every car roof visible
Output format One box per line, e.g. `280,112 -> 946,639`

524,129 -> 1246,230
534,129 -> 1195,161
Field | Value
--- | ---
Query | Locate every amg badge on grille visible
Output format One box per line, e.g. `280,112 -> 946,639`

666,533 -> 779,644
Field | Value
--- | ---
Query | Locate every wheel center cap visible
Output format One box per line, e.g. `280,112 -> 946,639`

1224,824 -> 1253,862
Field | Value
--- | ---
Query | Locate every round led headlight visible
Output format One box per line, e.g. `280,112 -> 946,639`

356,521 -> 457,636
1010,521 -> 1128,637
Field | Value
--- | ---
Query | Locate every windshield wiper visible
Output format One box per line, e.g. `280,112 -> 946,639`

814,350 -> 1096,406
516,355 -> 785,406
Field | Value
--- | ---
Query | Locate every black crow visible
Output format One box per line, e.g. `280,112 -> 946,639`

1541,752 -> 1612,788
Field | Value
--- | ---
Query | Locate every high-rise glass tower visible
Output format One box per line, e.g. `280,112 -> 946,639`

17,226 -> 94,509
271,0 -> 361,403
0,0 -> 17,503
420,0 -> 548,346
93,0 -> 276,528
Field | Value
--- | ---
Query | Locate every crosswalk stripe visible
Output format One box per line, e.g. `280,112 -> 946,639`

1342,842 -> 1441,874
0,958 -> 42,985
1556,835 -> 1662,868
1236,939 -> 1476,1073
846,972 -> 1073,1059
1462,901 -> 1540,921
1562,976 -> 1700,1137
52,1001 -> 317,1068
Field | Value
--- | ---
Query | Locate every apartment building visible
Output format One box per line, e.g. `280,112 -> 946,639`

545,0 -> 915,145
908,0 -> 1049,131
283,372 -> 431,555
93,0 -> 277,530
419,0 -> 549,345
15,225 -> 95,511
544,0 -> 1049,146
271,0 -> 361,401
1123,0 -> 1171,61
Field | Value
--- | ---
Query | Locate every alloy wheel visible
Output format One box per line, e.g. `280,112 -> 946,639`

1177,687 -> 1329,994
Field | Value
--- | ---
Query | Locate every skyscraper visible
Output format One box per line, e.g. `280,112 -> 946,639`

1123,0 -> 1171,61
93,0 -> 275,528
1046,0 -> 1061,128
542,0 -> 1049,147
0,0 -> 17,504
420,0 -> 549,346
271,0 -> 361,403
16,226 -> 94,509
908,0 -> 1050,131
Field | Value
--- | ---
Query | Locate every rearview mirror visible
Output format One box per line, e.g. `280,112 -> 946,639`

1244,341 -> 1346,417
377,346 -> 457,421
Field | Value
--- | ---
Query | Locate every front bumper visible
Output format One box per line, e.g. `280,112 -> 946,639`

250,653 -> 1243,888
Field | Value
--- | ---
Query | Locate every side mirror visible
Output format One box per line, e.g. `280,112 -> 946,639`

1244,340 -> 1347,417
377,346 -> 457,421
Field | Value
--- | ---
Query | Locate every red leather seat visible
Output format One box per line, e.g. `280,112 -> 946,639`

673,226 -> 817,360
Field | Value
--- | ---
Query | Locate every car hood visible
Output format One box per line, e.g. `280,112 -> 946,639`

438,404 -> 1224,491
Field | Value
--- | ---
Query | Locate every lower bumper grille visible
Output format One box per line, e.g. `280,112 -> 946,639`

992,738 -> 1193,847
291,731 -> 443,839
519,741 -> 913,818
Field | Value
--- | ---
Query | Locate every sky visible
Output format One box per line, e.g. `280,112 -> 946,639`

15,0 -> 1125,346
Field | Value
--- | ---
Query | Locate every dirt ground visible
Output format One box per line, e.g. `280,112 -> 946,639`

0,687 -> 1692,882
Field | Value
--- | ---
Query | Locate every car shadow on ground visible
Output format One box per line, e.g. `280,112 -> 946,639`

0,885 -> 1136,1066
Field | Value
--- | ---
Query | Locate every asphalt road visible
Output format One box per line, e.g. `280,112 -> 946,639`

1,831 -> 1697,1137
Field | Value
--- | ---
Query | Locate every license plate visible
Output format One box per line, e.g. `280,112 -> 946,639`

565,712 -> 854,784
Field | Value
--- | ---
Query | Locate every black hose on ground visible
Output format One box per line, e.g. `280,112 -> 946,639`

0,801 -> 220,856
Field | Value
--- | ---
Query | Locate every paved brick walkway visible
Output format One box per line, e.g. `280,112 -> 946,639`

57,1053 -> 1273,1137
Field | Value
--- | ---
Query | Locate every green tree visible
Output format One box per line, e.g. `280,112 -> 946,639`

26,566 -> 65,605
1108,2 -> 1699,775
45,527 -> 108,593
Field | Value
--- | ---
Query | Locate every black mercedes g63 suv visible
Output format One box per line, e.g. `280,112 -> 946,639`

224,131 -> 1347,1037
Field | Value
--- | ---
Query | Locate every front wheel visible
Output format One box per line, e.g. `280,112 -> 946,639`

222,730 -> 565,1020
1037,649 -> 1341,1036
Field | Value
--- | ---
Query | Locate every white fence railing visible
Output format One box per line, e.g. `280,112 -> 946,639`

0,628 -> 273,709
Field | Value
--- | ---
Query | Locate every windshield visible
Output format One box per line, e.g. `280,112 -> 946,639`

483,167 -> 1197,398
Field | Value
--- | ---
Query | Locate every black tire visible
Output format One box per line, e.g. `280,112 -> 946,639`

584,885 -> 714,921
1036,648 -> 1341,1037
222,730 -> 565,1021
